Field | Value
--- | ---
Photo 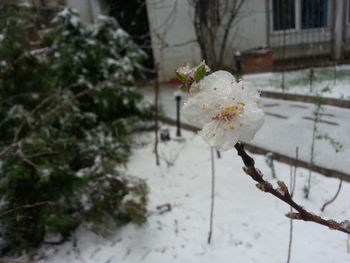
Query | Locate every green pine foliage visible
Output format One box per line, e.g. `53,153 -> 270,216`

0,5 -> 150,254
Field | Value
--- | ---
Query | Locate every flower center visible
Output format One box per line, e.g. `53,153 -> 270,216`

212,103 -> 245,122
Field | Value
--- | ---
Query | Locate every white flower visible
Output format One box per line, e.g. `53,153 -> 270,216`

182,70 -> 264,151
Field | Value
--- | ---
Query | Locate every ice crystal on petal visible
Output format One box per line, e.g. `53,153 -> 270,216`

182,70 -> 264,151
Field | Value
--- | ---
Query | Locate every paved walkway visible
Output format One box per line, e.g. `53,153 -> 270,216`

139,83 -> 350,177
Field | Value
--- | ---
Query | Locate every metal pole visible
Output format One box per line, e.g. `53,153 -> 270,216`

234,51 -> 242,82
175,95 -> 181,137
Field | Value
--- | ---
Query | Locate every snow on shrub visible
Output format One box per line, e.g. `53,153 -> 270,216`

0,5 -> 150,253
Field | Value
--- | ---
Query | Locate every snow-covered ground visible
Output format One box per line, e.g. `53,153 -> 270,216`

38,127 -> 350,263
140,84 -> 350,176
244,64 -> 350,99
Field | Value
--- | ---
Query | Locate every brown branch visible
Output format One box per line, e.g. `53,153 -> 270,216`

234,142 -> 350,235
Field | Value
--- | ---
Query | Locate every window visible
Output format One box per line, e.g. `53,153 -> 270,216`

301,0 -> 328,29
272,0 -> 329,31
273,0 -> 296,31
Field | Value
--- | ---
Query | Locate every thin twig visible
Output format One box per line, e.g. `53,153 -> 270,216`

287,147 -> 298,263
305,99 -> 322,199
234,142 -> 350,235
15,150 -> 39,171
218,0 -> 245,65
321,178 -> 343,212
154,63 -> 160,166
286,195 -> 294,263
27,151 -> 61,158
208,147 -> 215,244
292,147 -> 298,196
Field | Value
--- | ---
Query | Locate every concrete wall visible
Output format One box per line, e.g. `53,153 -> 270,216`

67,0 -> 346,79
229,0 -> 268,55
146,0 -> 268,81
146,0 -> 202,82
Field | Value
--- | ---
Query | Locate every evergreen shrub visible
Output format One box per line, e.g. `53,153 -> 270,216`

0,5 -> 150,253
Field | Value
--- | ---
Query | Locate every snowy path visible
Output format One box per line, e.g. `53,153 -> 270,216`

140,84 -> 350,177
38,128 -> 350,263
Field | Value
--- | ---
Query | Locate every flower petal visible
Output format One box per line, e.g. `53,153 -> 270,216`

199,121 -> 240,151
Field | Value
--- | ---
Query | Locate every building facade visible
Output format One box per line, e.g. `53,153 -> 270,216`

69,0 -> 350,81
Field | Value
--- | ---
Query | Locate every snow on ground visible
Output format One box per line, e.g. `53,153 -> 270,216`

244,64 -> 350,99
38,127 -> 350,263
140,84 -> 350,176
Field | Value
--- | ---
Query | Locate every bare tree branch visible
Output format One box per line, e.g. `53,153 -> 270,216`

234,142 -> 350,235
218,0 -> 245,64
192,0 -> 245,69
